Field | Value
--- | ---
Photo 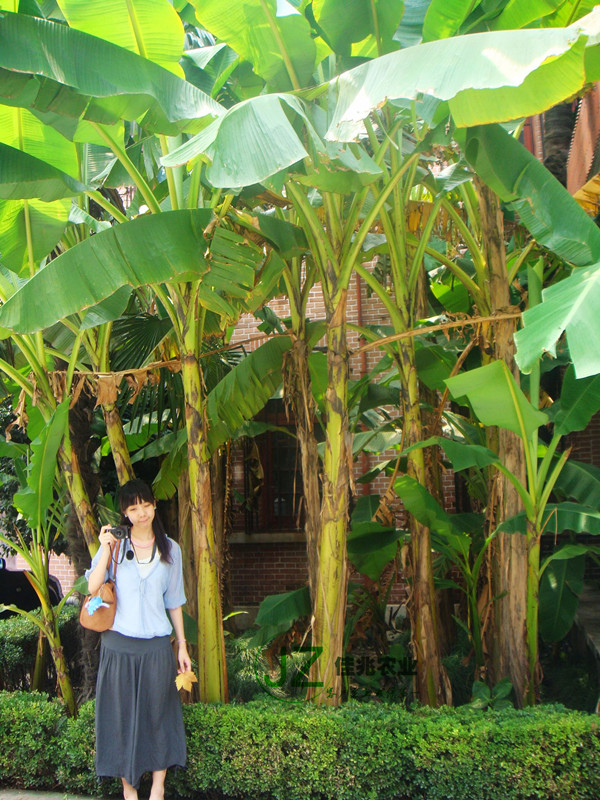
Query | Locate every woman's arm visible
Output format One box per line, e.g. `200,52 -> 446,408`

168,605 -> 192,673
86,528 -> 117,594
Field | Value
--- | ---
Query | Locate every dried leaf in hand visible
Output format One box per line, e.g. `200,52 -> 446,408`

175,670 -> 198,692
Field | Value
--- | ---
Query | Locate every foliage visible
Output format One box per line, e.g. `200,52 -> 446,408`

0,605 -> 79,692
1,693 -> 600,799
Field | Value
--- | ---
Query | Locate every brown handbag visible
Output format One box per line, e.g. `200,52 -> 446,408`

79,540 -> 121,632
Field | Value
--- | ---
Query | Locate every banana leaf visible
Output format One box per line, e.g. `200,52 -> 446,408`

56,0 -> 185,77
248,586 -> 311,647
326,10 -> 600,139
446,360 -> 548,441
14,400 -> 69,529
550,365 -> 600,436
191,0 -> 317,91
0,142 -> 86,201
464,123 -> 600,267
161,94 -> 317,188
552,460 -> 600,507
206,336 -> 292,454
515,263 -> 600,379
539,554 -> 585,642
0,209 -> 213,333
0,10 -> 222,133
497,502 -> 600,536
313,0 -> 403,56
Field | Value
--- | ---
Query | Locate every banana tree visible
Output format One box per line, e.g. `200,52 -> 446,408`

6,0 -> 600,706
158,0 -> 600,705
0,400 -> 78,716
444,351 -> 600,703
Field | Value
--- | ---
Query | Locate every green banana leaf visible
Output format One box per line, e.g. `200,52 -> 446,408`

14,400 -> 69,529
249,586 -> 311,648
163,15 -> 600,189
394,474 -> 462,540
0,196 -> 71,276
56,0 -> 185,77
0,104 -> 80,272
206,336 -> 292,454
0,142 -> 87,201
553,460 -> 600,507
161,94 -> 316,188
326,10 -> 600,139
423,0 -> 482,41
464,123 -> 600,267
347,495 -> 403,581
191,0 -> 318,91
404,435 -> 500,472
539,554 -> 585,643
550,365 -> 600,436
0,10 -> 222,133
516,0 -> 598,29
446,360 -> 548,441
497,502 -> 600,536
489,0 -> 571,31
515,263 -> 600,379
0,209 -> 213,333
312,0 -> 403,56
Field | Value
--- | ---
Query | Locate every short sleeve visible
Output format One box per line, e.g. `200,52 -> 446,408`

84,545 -> 108,584
163,539 -> 186,609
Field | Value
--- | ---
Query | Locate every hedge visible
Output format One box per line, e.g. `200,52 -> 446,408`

1,691 -> 600,799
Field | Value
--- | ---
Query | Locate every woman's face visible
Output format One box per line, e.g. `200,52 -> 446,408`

124,499 -> 155,529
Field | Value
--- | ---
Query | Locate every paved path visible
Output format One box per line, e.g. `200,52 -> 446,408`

0,793 -> 99,800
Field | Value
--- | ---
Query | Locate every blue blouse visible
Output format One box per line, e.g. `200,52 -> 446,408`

85,537 -> 187,639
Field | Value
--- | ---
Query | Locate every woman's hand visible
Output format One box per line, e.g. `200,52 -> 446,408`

98,525 -> 117,551
177,642 -> 192,674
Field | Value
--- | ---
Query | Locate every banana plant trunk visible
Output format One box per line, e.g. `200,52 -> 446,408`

398,337 -> 452,706
57,438 -> 99,556
180,351 -> 228,703
31,630 -> 46,691
477,179 -> 528,705
307,296 -> 350,705
525,519 -> 541,705
44,608 -> 77,717
284,335 -> 321,604
102,401 -> 135,485
31,573 -> 78,717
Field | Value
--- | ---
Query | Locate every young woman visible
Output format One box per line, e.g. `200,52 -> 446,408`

86,479 -> 191,800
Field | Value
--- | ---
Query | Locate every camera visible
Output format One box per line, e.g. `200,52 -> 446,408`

108,525 -> 130,539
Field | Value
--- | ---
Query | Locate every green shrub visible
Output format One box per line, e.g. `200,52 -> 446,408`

0,604 -> 80,691
0,691 -> 64,789
1,692 -> 599,799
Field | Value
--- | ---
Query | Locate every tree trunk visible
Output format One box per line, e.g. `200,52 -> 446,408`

180,352 -> 228,703
307,295 -> 350,706
57,438 -> 99,556
476,180 -> 529,705
178,469 -> 197,622
102,401 -> 135,485
399,337 -> 452,706
283,335 -> 321,605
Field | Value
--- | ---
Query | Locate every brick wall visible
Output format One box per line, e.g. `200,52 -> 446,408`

10,552 -> 78,596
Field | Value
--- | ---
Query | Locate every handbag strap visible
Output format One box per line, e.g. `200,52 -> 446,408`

107,539 -> 121,582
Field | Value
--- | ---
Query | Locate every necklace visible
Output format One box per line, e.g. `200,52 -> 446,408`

131,540 -> 157,564
131,537 -> 155,548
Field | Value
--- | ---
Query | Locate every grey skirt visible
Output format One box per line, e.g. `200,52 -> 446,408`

95,631 -> 186,789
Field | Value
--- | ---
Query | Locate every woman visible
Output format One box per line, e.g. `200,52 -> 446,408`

86,479 -> 191,800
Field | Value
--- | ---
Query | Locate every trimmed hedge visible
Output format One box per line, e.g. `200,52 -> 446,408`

1,691 -> 600,799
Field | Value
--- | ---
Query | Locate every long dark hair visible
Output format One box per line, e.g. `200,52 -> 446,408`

118,479 -> 172,563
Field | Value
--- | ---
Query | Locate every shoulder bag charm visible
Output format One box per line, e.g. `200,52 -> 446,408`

79,540 -> 121,632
